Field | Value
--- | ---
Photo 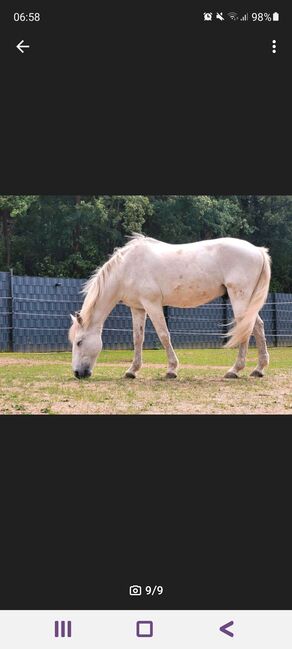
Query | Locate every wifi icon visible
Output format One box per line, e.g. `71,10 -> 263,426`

228,12 -> 238,20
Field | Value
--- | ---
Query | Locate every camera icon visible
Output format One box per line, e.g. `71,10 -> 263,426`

129,584 -> 142,596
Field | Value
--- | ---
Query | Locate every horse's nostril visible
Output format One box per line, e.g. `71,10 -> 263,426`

74,369 -> 91,379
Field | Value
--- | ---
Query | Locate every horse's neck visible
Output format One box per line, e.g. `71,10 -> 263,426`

90,277 -> 121,330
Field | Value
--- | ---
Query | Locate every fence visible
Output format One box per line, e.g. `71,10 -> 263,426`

0,271 -> 292,351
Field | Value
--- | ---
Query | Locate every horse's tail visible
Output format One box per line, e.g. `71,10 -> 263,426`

224,247 -> 271,348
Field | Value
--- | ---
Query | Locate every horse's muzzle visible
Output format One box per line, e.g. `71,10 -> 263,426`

74,369 -> 92,379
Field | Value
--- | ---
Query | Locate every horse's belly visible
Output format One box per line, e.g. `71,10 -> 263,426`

163,283 -> 225,308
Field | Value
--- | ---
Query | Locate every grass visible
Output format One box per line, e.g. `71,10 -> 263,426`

0,348 -> 292,414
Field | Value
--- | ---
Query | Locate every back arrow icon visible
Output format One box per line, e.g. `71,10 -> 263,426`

219,621 -> 234,637
17,40 -> 30,54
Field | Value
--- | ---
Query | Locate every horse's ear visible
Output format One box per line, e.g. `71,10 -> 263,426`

70,314 -> 76,324
76,311 -> 83,326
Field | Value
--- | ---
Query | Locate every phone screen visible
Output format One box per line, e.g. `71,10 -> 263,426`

0,4 -> 291,647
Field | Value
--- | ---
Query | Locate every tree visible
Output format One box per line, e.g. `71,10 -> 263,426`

238,196 -> 292,291
144,195 -> 251,242
0,195 -> 35,269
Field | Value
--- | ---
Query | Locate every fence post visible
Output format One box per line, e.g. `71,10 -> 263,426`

272,292 -> 278,347
8,268 -> 14,351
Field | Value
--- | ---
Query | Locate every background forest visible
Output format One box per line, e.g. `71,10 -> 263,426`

1,195 -> 292,291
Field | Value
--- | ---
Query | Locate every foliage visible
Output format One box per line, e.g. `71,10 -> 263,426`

1,195 -> 292,290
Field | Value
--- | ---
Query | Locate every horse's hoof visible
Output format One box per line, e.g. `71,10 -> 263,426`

125,371 -> 136,379
224,371 -> 239,379
166,372 -> 177,379
250,369 -> 264,378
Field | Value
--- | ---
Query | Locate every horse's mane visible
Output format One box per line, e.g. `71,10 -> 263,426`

80,233 -> 159,327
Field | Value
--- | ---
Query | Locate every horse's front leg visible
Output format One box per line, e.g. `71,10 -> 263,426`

142,301 -> 179,378
125,308 -> 146,378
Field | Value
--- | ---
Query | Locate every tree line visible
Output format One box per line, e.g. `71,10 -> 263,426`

1,195 -> 292,291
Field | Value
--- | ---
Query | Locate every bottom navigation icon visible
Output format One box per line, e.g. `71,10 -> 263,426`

136,621 -> 153,638
54,621 -> 72,638
219,620 -> 234,637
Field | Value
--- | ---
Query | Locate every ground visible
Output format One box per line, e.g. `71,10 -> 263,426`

0,348 -> 291,414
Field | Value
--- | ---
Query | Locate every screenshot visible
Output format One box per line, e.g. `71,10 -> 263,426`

1,4 -> 291,647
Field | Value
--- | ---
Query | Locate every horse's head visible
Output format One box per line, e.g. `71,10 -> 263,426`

68,312 -> 102,379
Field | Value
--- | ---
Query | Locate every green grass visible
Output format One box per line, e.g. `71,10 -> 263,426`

0,347 -> 291,368
0,348 -> 292,414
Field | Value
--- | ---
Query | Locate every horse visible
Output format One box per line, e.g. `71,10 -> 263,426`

69,234 -> 271,380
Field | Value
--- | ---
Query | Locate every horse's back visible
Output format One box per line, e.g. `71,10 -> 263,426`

125,236 -> 263,269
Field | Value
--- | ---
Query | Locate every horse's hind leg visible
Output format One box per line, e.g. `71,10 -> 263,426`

125,308 -> 146,378
142,301 -> 179,378
250,314 -> 269,377
224,287 -> 252,379
224,341 -> 249,378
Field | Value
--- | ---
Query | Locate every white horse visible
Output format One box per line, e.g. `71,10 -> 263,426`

69,234 -> 271,380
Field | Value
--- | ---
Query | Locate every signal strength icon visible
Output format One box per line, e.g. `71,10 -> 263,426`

228,12 -> 238,20
240,13 -> 248,21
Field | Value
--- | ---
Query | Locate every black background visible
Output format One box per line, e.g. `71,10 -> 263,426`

2,423 -> 291,610
1,3 -> 291,610
1,4 -> 290,195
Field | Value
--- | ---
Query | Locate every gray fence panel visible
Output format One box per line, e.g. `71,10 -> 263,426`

12,275 -> 84,352
0,273 -> 292,351
168,298 -> 225,348
274,293 -> 292,346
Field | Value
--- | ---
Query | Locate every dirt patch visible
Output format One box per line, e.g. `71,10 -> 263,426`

0,358 -> 67,366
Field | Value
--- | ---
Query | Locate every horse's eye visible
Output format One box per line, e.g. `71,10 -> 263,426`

77,340 -> 82,347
